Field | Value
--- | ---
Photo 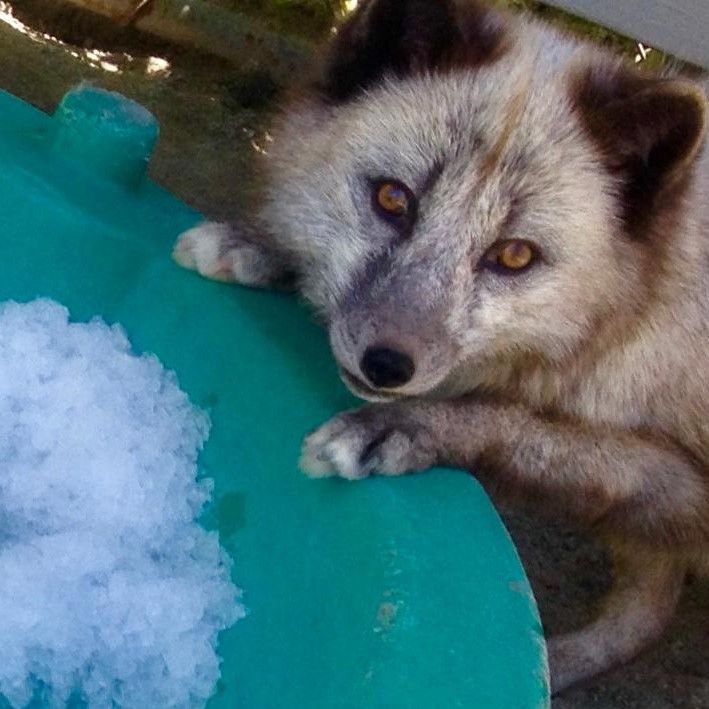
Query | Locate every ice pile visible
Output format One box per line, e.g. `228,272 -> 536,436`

0,299 -> 244,708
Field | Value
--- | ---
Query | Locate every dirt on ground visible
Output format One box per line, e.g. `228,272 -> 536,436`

0,2 -> 706,707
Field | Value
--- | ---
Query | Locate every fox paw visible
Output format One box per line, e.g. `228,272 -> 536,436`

173,221 -> 283,287
300,406 -> 436,480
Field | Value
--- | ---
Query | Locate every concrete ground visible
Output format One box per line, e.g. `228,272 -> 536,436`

0,3 -> 706,706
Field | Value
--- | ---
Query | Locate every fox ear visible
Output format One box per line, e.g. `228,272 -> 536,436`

574,65 -> 708,236
318,0 -> 505,102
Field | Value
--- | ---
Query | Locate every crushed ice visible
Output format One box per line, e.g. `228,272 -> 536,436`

0,299 -> 244,708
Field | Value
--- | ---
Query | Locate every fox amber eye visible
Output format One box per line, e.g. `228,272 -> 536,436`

484,239 -> 538,273
499,241 -> 534,270
374,181 -> 411,218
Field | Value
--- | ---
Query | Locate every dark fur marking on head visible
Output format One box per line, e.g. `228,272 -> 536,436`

421,159 -> 445,196
477,80 -> 530,185
344,251 -> 394,310
318,0 -> 507,103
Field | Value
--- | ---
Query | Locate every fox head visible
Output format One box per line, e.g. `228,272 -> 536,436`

264,0 -> 707,402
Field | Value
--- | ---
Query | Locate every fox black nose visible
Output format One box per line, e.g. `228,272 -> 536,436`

360,347 -> 415,389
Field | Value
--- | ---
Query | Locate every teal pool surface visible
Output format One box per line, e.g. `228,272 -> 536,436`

0,86 -> 549,708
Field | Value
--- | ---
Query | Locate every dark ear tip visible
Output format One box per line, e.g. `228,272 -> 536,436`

315,0 -> 507,103
640,79 -> 708,108
572,64 -> 707,143
659,80 -> 708,122
638,79 -> 708,161
571,64 -> 707,238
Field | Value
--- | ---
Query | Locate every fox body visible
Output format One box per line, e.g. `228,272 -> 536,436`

174,0 -> 709,693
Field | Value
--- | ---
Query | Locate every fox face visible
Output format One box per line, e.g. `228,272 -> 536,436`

269,68 -> 622,401
263,0 -> 707,403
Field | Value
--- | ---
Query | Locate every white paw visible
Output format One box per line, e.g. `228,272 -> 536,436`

173,221 -> 286,287
173,222 -> 237,282
299,409 -> 431,481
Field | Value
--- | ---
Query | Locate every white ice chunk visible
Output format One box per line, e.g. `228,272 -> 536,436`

0,299 -> 244,708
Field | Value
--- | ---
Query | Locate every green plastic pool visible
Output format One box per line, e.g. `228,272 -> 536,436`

0,85 -> 549,708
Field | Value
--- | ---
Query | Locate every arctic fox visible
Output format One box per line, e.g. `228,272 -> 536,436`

174,0 -> 708,693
